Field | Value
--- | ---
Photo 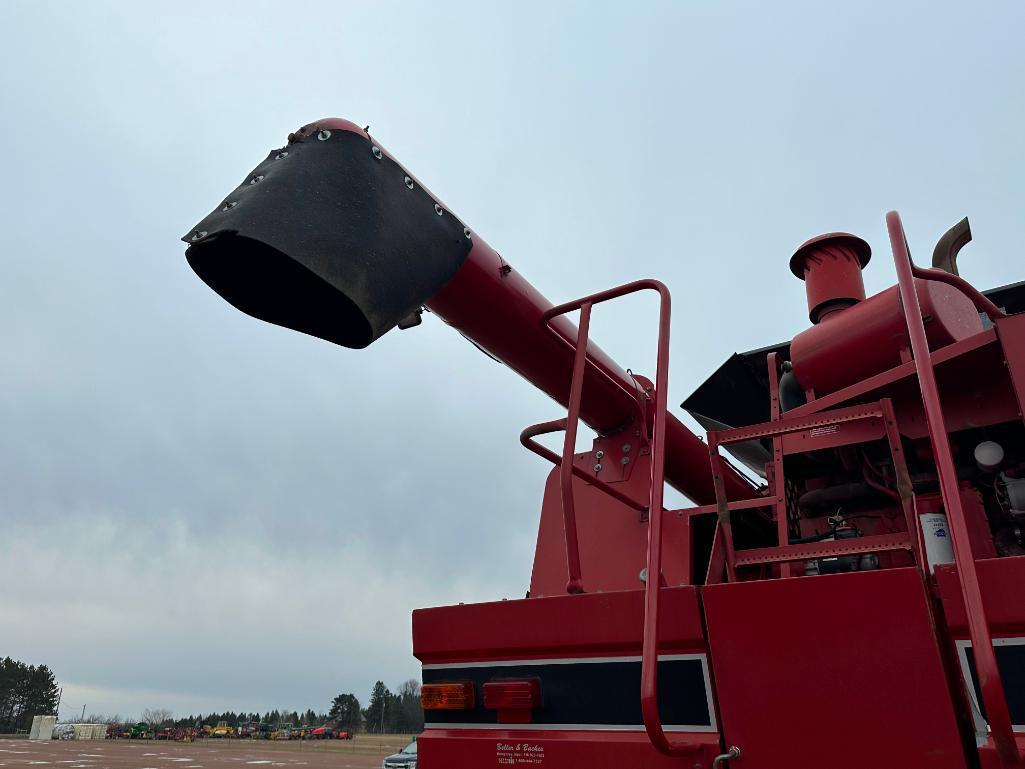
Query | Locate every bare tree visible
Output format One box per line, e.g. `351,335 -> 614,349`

141,708 -> 173,726
394,680 -> 422,732
396,680 -> 420,699
86,713 -> 120,724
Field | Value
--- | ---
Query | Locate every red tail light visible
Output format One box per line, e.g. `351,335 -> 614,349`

421,681 -> 475,710
483,678 -> 541,723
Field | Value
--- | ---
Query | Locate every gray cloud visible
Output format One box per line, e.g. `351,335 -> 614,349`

2,0 -> 1023,718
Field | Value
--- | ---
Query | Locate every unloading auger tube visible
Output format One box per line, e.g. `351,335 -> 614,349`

182,117 -> 754,505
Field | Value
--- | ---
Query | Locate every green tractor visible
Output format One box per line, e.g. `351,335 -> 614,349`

130,723 -> 153,739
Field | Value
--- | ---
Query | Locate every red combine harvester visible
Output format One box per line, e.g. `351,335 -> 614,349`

183,118 -> 1025,768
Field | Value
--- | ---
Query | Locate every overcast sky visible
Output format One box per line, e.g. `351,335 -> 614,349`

2,1 -> 1023,721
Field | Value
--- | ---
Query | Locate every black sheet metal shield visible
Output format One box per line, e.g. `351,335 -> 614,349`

182,129 -> 472,348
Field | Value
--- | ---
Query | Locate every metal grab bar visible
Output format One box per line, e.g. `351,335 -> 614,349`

712,746 -> 741,768
539,279 -> 696,756
908,261 -> 1007,321
887,210 -> 1020,767
519,420 -> 648,513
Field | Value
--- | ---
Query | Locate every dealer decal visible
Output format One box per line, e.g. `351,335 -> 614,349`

497,741 -> 545,766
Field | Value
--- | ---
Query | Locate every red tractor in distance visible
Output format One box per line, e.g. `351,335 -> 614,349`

183,118 -> 1025,768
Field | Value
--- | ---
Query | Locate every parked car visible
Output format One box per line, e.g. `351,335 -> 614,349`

336,730 -> 353,740
382,741 -> 417,769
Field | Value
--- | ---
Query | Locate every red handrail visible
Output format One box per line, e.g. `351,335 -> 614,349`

560,301 -> 592,594
909,262 -> 1006,321
887,211 -> 1020,766
519,420 -> 648,513
540,279 -> 697,757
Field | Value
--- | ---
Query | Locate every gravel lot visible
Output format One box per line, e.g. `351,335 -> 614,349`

0,739 -> 413,769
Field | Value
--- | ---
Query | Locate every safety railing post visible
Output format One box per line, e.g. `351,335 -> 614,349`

559,302 -> 592,594
536,280 -> 699,757
887,210 -> 1019,766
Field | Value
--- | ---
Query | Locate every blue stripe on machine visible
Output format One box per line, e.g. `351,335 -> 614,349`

422,654 -> 715,731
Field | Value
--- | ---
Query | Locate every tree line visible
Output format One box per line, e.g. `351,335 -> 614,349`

2,657 -> 423,736
95,678 -> 424,734
359,679 -> 422,734
0,656 -> 60,733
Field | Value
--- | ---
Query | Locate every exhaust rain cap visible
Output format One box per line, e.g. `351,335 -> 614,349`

789,232 -> 871,324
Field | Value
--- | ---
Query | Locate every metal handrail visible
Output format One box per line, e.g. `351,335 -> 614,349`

887,210 -> 1020,766
908,262 -> 1006,321
539,279 -> 697,757
519,419 -> 648,513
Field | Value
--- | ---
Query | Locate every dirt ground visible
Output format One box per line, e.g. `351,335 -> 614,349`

0,737 -> 416,769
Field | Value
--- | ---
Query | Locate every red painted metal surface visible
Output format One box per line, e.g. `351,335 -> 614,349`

414,587 -> 717,766
936,557 -> 1025,636
911,261 -> 1007,320
789,232 -> 871,322
418,729 -> 721,769
790,279 -> 983,398
413,587 -> 706,664
429,226 -> 757,507
996,312 -> 1025,419
521,278 -> 698,754
765,352 -> 791,578
887,210 -> 1020,766
519,420 -> 645,513
785,326 -> 999,419
189,120 -> 1025,768
528,452 -> 693,596
704,568 -> 969,769
530,281 -> 670,595
292,118 -> 755,507
917,487 -> 999,562
559,300 -> 591,594
707,398 -> 923,580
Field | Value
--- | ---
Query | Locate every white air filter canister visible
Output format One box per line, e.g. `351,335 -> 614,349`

921,512 -> 955,573
974,440 -> 1005,473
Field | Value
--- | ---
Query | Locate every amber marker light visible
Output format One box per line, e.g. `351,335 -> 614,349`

421,681 -> 475,710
